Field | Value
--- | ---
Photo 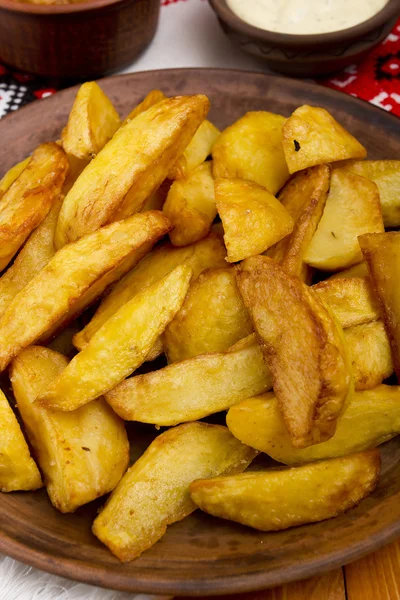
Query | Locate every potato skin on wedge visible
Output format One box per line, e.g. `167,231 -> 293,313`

39,264 -> 193,411
169,119 -> 220,180
0,388 -> 42,492
359,232 -> 400,381
267,165 -> 330,282
74,232 -> 226,351
10,347 -> 129,513
0,156 -> 30,198
0,210 -> 170,372
92,422 -> 257,561
236,256 -> 352,449
55,95 -> 209,246
190,450 -> 380,531
227,386 -> 400,464
0,142 -> 68,271
106,334 -> 271,425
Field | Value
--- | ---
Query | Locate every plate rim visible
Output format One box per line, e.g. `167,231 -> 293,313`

0,67 -> 400,595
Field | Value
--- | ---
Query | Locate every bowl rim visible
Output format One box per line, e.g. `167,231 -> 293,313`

0,0 -> 130,16
208,0 -> 400,46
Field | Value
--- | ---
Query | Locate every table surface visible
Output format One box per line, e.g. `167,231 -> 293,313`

1,1 -> 400,598
184,538 -> 400,600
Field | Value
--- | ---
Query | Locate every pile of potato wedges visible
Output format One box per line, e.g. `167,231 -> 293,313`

1,81 -> 400,561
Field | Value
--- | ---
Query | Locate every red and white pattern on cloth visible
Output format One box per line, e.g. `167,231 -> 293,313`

322,18 -> 400,116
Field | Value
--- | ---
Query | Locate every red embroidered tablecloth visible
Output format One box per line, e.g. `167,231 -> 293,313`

0,0 -> 399,119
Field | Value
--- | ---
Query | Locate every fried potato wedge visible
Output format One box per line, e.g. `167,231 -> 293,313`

163,161 -> 217,246
0,156 -> 30,199
55,95 -> 209,247
0,211 -> 170,372
212,111 -> 289,195
122,89 -> 166,125
92,422 -> 257,561
359,232 -> 400,380
39,264 -> 192,411
215,178 -> 294,263
62,154 -> 90,196
190,450 -> 380,531
164,267 -> 253,362
0,143 -> 68,271
74,233 -> 226,351
330,262 -> 370,280
10,347 -> 129,513
341,160 -> 400,227
267,165 -> 330,281
0,197 -> 61,320
282,105 -> 367,174
236,256 -> 352,448
169,120 -> 220,180
344,321 -> 393,390
305,169 -> 384,271
61,82 -> 120,161
0,388 -> 42,492
312,277 -> 380,328
227,386 -> 400,464
106,334 -> 272,425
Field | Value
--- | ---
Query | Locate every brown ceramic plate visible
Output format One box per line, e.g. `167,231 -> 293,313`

0,68 -> 400,596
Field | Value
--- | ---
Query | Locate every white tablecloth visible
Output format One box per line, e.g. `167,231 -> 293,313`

1,0 -> 264,598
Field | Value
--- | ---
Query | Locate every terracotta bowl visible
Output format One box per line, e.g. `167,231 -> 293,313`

0,0 -> 160,79
208,0 -> 400,77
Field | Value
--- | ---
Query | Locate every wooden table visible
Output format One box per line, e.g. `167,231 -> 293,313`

182,538 -> 400,600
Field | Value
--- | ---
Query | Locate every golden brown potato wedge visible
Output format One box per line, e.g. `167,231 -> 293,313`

47,323 -> 81,357
122,89 -> 166,125
312,277 -> 380,328
304,169 -> 384,271
168,120 -> 220,180
106,334 -> 272,425
61,82 -> 120,161
340,160 -> 400,227
227,386 -> 400,464
0,388 -> 42,492
163,161 -> 217,246
0,143 -> 68,271
359,232 -> 400,380
74,232 -> 226,351
10,346 -> 129,513
267,165 -> 330,281
282,105 -> 366,174
39,264 -> 192,411
212,111 -> 289,195
236,256 -> 352,449
329,262 -> 370,280
0,156 -> 30,199
92,422 -> 257,561
345,320 -> 393,390
0,211 -> 170,372
55,95 -> 209,247
164,267 -> 253,362
190,450 -> 380,531
0,196 -> 61,320
215,178 -> 294,263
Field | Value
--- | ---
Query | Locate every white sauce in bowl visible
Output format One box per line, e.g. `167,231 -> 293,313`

226,0 -> 389,35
